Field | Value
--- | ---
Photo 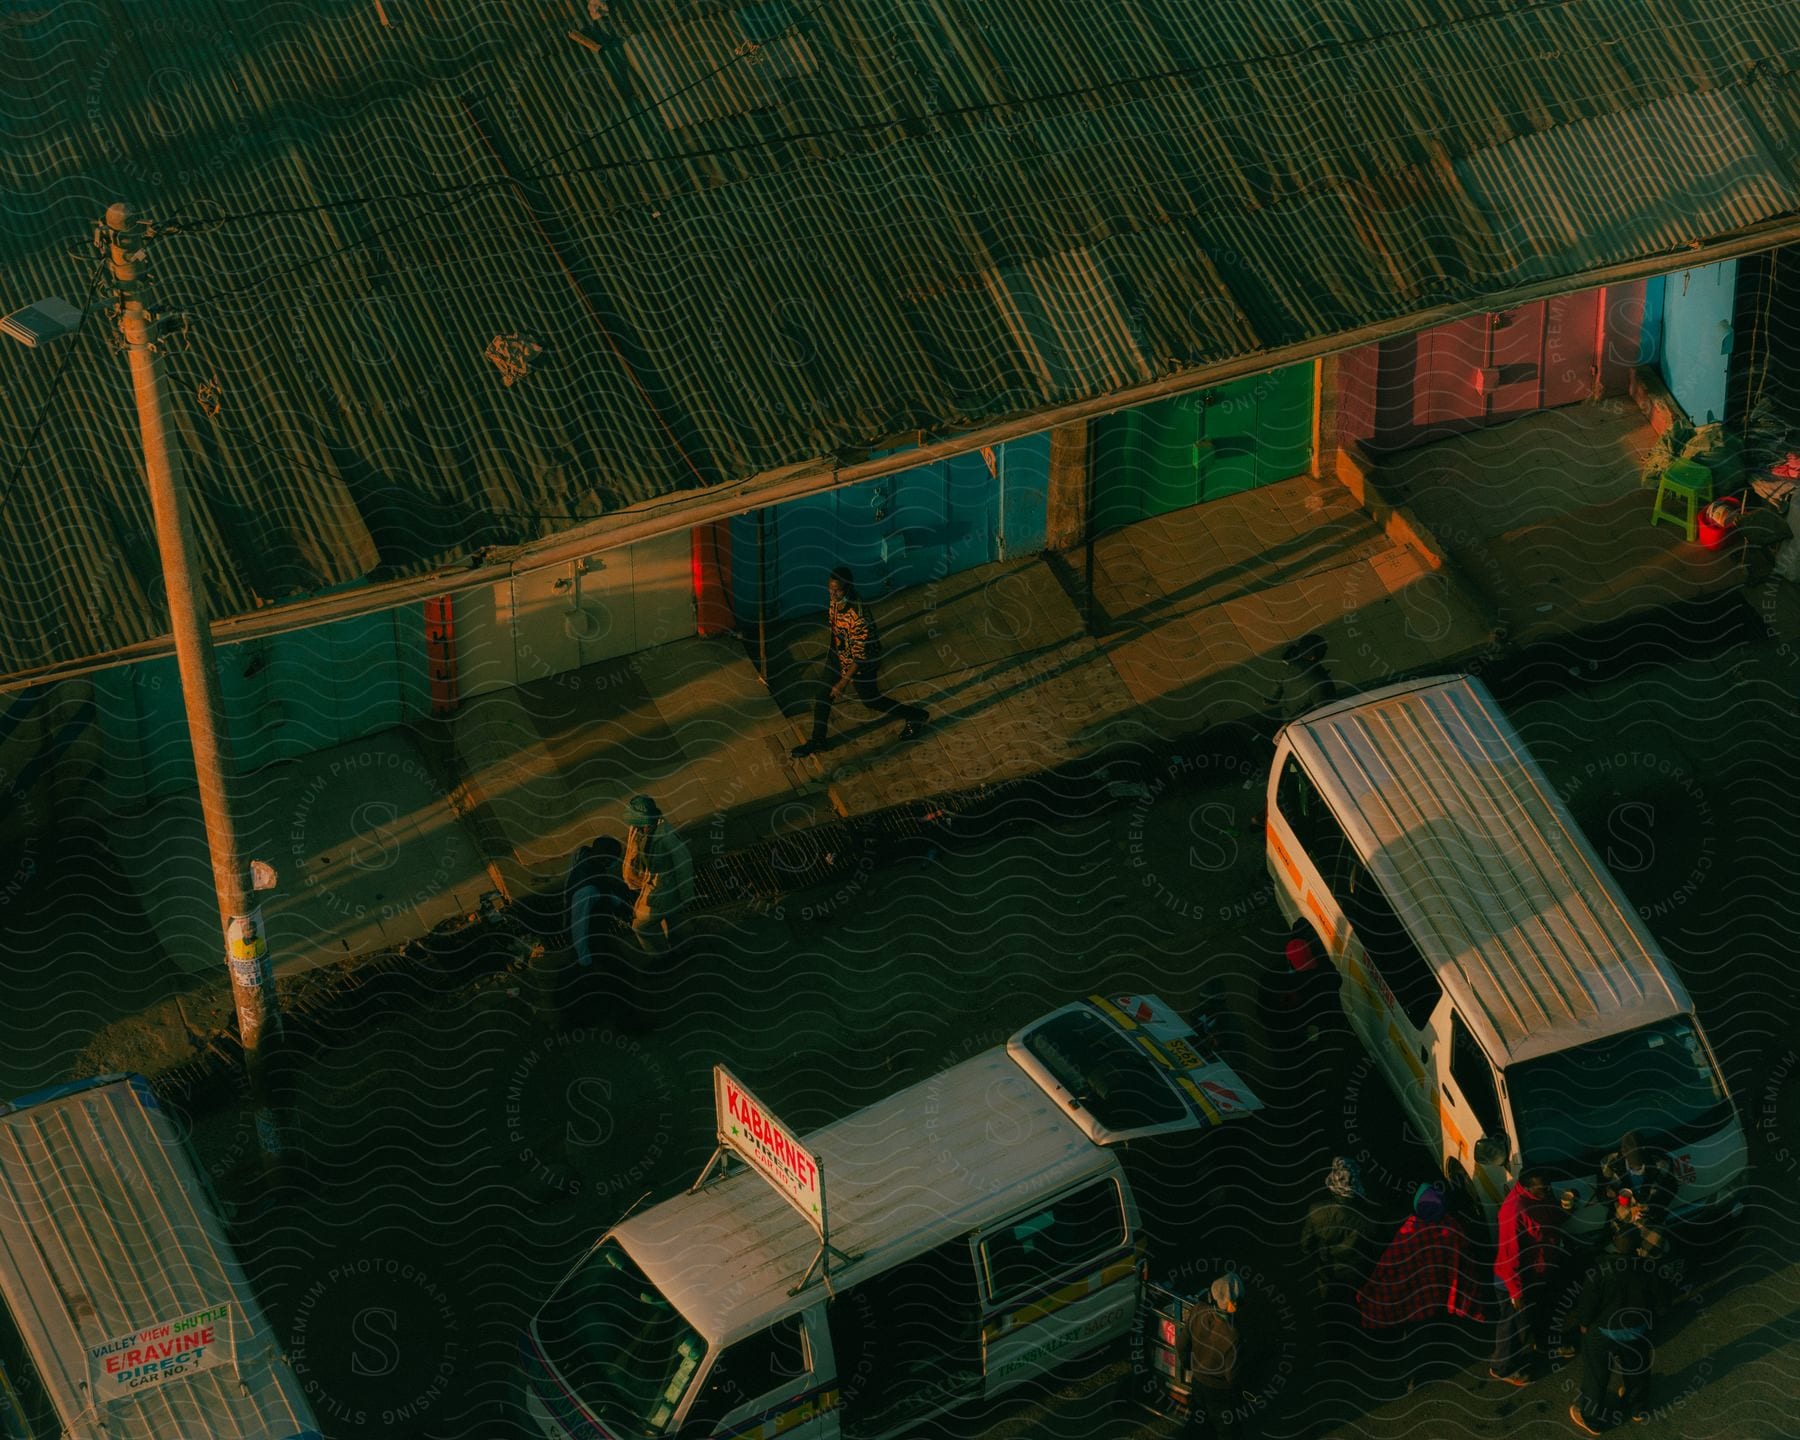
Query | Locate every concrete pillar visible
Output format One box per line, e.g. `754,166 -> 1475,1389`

1045,420 -> 1092,552
1312,354 -> 1337,477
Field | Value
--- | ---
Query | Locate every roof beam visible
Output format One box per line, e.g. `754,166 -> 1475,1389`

7,215 -> 1800,695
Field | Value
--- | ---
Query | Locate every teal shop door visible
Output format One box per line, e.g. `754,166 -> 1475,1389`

739,436 -> 1051,622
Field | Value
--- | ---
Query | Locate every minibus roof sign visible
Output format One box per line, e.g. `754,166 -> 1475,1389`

692,1066 -> 852,1293
708,1065 -> 823,1235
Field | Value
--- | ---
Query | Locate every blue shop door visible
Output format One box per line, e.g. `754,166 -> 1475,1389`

740,435 -> 1049,623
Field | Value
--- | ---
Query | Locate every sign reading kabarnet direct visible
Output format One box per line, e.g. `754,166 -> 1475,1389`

714,1065 -> 823,1235
87,1303 -> 234,1400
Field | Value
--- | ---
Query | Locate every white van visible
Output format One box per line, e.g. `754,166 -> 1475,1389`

0,1075 -> 321,1440
1265,674 -> 1747,1234
520,994 -> 1259,1439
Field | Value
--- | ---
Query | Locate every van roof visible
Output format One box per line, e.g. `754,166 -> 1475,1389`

612,1047 -> 1119,1345
1282,674 -> 1689,1068
0,1076 -> 320,1440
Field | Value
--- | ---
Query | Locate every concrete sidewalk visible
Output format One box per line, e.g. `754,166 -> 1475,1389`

1368,404 -> 1771,646
115,729 -> 494,979
450,468 -> 1495,912
107,408 -> 1794,987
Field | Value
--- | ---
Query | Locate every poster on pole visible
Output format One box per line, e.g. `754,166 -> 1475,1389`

714,1066 -> 823,1235
87,1303 -> 234,1402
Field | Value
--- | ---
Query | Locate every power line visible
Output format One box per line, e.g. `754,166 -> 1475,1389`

0,255 -> 108,530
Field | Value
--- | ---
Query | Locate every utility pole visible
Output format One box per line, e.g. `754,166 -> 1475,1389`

102,205 -> 284,1141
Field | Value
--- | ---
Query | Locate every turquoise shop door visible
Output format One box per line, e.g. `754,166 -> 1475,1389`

730,435 -> 1051,622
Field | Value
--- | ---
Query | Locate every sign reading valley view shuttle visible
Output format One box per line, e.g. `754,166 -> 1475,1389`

713,1065 -> 823,1235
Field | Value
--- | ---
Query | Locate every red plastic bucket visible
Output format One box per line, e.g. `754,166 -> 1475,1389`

1698,494 -> 1743,549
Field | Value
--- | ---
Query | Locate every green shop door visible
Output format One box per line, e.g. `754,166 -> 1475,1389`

1092,363 -> 1314,532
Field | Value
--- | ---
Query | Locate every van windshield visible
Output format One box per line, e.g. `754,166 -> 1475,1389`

1507,1016 -> 1732,1172
534,1240 -> 705,1436
1021,1009 -> 1186,1131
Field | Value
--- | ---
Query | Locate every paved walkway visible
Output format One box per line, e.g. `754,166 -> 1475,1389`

451,469 -> 1494,914
1372,403 -> 1767,646
115,729 -> 491,978
107,408 -> 1799,983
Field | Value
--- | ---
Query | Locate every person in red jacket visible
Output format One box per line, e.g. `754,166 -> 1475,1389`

1357,1184 -> 1485,1394
1489,1166 -> 1570,1385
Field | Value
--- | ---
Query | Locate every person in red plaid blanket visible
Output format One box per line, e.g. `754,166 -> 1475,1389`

1357,1183 -> 1486,1394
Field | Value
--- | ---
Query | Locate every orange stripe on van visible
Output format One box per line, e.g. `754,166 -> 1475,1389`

1304,894 -> 1338,951
1438,1101 -> 1466,1160
1268,825 -> 1301,888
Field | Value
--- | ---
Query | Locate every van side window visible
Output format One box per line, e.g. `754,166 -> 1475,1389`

979,1179 -> 1126,1300
1340,860 -> 1438,1030
1278,756 -> 1356,884
682,1318 -> 807,1432
1277,757 -> 1326,858
1450,1012 -> 1504,1139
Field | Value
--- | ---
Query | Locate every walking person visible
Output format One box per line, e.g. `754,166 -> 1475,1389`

1357,1183 -> 1485,1396
789,566 -> 928,759
621,795 -> 695,961
1568,1229 -> 1673,1434
1489,1165 -> 1570,1386
1297,1155 -> 1388,1432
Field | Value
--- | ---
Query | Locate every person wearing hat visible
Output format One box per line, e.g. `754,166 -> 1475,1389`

789,566 -> 928,760
1300,1156 -> 1388,1308
1180,1272 -> 1248,1433
1357,1183 -> 1485,1395
621,795 -> 695,959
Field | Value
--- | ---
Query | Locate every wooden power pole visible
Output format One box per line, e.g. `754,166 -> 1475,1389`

102,205 -> 283,1111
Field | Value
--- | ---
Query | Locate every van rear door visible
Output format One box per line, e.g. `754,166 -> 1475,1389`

1007,995 -> 1261,1146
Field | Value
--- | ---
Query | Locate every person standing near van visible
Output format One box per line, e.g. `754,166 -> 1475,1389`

1598,1132 -> 1679,1227
622,795 -> 695,959
1490,1166 -> 1569,1386
789,566 -> 928,759
1568,1228 -> 1672,1434
1300,1156 -> 1387,1309
1182,1273 -> 1247,1433
1357,1184 -> 1484,1394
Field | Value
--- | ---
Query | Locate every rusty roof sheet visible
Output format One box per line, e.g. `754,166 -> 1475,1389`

1,0 -> 1797,675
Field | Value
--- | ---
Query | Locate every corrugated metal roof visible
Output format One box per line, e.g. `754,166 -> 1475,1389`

1,0 -> 1797,675
0,1076 -> 318,1440
1283,675 -> 1687,1066
611,1046 -> 1115,1343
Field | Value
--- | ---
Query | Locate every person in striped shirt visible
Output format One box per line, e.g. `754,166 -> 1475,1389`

790,566 -> 928,759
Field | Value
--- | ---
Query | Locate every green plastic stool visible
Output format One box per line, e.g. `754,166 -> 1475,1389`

1652,459 -> 1712,542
